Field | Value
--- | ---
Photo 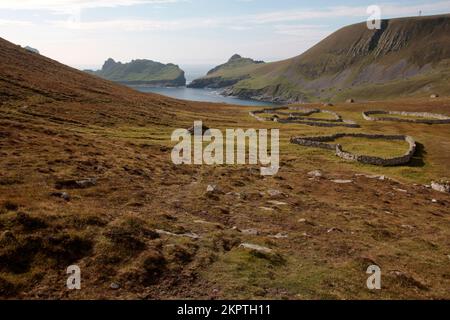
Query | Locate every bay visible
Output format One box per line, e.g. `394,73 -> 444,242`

130,86 -> 277,107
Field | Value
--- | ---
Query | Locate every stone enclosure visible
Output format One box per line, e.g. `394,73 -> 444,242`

250,106 -> 360,128
362,110 -> 450,124
290,133 -> 417,166
248,106 -> 450,166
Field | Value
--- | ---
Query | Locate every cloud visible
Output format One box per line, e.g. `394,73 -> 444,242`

49,17 -> 220,31
241,1 -> 450,24
0,0 -> 180,13
274,24 -> 329,37
0,19 -> 33,26
42,0 -> 450,32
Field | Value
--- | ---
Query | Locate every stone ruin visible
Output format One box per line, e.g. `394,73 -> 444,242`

290,133 -> 417,166
362,110 -> 450,124
249,106 -> 360,128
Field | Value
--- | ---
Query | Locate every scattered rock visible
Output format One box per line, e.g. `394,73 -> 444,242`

431,199 -> 438,203
327,227 -> 343,233
55,178 -> 97,189
50,192 -> 71,201
155,229 -> 200,239
259,207 -> 274,212
193,220 -> 223,229
267,189 -> 283,198
239,243 -> 273,254
226,192 -> 241,198
307,170 -> 323,178
346,98 -> 355,103
267,200 -> 288,206
241,228 -> 259,236
394,188 -> 408,193
24,46 -> 39,54
332,179 -> 353,184
183,232 -> 201,239
269,232 -> 288,239
358,174 -> 386,181
430,94 -> 439,99
431,180 -> 450,193
110,282 -> 120,290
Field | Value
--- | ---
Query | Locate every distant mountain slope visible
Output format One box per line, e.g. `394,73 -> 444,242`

192,14 -> 450,103
87,58 -> 186,87
188,54 -> 264,88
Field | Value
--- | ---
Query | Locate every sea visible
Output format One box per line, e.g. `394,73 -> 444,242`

128,64 -> 277,107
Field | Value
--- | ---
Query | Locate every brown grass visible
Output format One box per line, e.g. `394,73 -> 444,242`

0,36 -> 449,300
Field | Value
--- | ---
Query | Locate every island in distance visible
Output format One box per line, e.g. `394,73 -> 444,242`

188,54 -> 264,89
85,58 -> 186,87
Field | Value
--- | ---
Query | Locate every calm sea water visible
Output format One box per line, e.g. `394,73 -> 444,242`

131,86 -> 277,107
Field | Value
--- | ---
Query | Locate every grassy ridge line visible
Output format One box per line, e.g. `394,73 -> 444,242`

191,14 -> 450,103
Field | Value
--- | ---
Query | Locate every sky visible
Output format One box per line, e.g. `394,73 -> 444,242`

0,0 -> 449,69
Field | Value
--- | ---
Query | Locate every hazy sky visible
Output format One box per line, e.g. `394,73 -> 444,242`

1,0 -> 449,69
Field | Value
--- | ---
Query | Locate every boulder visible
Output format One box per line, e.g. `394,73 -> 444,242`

269,232 -> 288,239
267,189 -> 283,198
332,179 -> 353,184
431,180 -> 450,193
239,243 -> 273,253
307,170 -> 323,178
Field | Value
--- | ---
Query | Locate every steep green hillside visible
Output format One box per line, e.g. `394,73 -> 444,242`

188,54 -> 264,88
191,14 -> 450,103
87,58 -> 186,87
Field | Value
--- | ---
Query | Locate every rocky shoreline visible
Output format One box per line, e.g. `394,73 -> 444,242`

221,87 -> 301,104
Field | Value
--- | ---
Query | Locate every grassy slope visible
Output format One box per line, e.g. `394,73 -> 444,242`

188,56 -> 266,87
93,59 -> 185,84
205,14 -> 450,102
0,37 -> 449,299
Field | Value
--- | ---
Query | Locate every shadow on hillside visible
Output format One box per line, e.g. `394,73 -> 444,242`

408,142 -> 426,167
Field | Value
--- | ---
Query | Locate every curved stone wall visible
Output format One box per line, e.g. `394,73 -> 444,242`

250,107 -> 360,128
362,110 -> 450,124
290,133 -> 416,166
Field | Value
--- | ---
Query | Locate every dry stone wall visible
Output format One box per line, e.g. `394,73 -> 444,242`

250,107 -> 360,128
290,133 -> 416,166
362,110 -> 450,124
